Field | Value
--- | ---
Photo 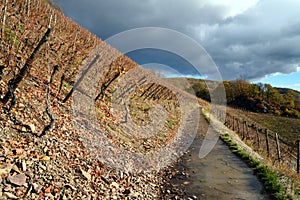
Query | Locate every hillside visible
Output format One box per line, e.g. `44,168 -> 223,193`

180,78 -> 300,118
0,0 -> 200,199
276,87 -> 300,109
3,1 -> 299,199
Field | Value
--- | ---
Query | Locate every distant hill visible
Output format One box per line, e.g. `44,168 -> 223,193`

168,77 -> 300,118
276,87 -> 300,113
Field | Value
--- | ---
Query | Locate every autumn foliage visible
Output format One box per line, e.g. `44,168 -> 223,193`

190,78 -> 300,118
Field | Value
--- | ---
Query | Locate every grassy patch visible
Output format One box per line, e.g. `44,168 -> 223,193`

167,120 -> 173,129
220,134 -> 287,199
254,165 -> 284,198
199,179 -> 206,183
156,133 -> 165,138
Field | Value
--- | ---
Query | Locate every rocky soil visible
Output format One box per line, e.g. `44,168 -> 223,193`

0,106 -> 169,199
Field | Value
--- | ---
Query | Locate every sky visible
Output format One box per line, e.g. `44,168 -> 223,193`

53,0 -> 300,91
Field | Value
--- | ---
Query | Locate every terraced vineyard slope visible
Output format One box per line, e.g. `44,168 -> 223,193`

0,0 -> 199,199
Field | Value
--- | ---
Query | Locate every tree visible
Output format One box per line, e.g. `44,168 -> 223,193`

191,82 -> 210,101
232,79 -> 250,98
285,90 -> 295,108
256,82 -> 264,99
248,83 -> 260,98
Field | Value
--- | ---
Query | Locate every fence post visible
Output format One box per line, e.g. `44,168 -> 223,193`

237,119 -> 240,135
256,127 -> 260,149
265,129 -> 270,157
242,120 -> 245,140
232,116 -> 235,131
275,133 -> 281,161
297,140 -> 300,173
245,121 -> 250,139
226,114 -> 229,126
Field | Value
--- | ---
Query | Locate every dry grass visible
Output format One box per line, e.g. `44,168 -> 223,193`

227,106 -> 300,143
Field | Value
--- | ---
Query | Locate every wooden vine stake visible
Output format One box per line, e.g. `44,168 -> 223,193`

2,0 -> 8,37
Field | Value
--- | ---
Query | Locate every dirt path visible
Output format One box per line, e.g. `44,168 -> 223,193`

169,114 -> 270,199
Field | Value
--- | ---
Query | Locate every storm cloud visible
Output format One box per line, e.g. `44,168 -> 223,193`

54,0 -> 300,81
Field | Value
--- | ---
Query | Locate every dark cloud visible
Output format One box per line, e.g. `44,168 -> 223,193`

54,0 -> 300,81
54,0 -> 226,38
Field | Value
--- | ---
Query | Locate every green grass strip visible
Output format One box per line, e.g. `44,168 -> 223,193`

220,134 -> 288,200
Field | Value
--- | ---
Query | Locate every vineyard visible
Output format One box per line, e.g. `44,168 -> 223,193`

0,0 -> 199,199
2,0 -> 300,199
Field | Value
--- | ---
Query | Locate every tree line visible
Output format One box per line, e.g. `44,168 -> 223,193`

191,79 -> 300,118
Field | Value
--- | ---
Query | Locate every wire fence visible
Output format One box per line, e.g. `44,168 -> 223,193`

213,108 -> 300,173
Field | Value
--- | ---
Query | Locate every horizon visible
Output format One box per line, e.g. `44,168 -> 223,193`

143,64 -> 300,92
